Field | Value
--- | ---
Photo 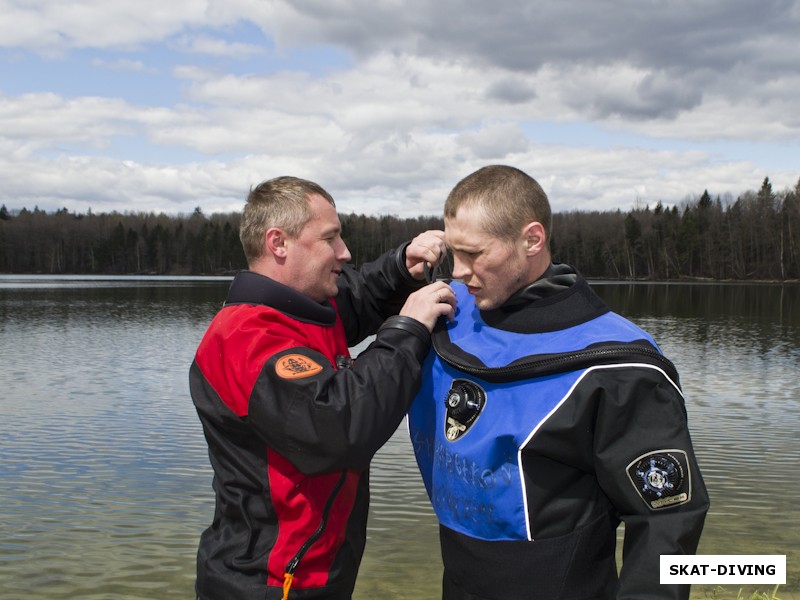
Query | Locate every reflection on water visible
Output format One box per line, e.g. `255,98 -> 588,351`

1,278 -> 798,599
0,280 -> 225,600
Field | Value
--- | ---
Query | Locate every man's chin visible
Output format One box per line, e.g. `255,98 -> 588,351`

474,296 -> 501,311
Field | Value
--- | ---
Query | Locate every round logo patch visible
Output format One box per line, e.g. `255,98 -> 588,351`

275,354 -> 324,379
626,450 -> 691,510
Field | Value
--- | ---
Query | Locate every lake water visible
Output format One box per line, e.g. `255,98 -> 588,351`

0,276 -> 798,599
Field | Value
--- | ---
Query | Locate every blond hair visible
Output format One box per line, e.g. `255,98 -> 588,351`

239,176 -> 336,264
444,165 -> 551,245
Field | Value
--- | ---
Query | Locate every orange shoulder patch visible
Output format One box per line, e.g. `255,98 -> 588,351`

275,354 -> 324,379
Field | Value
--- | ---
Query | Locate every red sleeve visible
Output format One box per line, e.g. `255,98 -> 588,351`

194,304 -> 309,417
195,303 -> 428,475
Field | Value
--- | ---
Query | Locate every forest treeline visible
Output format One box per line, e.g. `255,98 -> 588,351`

1,177 -> 799,281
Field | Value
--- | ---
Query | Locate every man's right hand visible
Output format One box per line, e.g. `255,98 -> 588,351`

400,281 -> 456,332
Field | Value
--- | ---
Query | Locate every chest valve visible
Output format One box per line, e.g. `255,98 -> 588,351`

444,379 -> 486,441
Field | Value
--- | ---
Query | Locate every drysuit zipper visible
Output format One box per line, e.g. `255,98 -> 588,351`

433,333 -> 680,385
282,470 -> 348,600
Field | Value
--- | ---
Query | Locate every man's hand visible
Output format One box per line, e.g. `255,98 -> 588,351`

405,230 -> 446,280
399,281 -> 456,331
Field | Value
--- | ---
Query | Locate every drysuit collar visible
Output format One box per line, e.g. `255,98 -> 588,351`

479,262 -> 610,333
224,270 -> 337,326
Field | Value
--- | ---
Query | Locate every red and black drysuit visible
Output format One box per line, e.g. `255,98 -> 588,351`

190,247 -> 430,600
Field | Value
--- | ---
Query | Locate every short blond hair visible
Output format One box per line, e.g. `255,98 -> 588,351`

239,176 -> 336,264
444,165 -> 551,245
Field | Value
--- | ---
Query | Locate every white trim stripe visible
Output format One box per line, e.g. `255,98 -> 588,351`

517,362 -> 682,541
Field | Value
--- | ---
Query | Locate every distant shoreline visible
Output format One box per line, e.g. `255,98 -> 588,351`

2,272 -> 799,285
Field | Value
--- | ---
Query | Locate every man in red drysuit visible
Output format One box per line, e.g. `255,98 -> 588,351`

190,175 -> 455,600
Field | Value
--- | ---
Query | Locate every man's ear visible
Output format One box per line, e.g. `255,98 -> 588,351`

522,221 -> 547,256
265,227 -> 288,259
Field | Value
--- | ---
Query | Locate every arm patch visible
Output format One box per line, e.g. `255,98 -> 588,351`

275,354 -> 324,379
626,449 -> 692,510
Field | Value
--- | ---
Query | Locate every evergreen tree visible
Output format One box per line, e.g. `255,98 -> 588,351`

0,178 -> 798,280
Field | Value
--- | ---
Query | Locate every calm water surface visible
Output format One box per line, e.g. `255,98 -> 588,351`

0,277 -> 798,599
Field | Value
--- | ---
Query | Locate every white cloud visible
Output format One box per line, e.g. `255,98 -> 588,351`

0,0 -> 798,217
174,34 -> 265,59
91,58 -> 154,72
0,0 -> 221,51
0,93 -> 136,149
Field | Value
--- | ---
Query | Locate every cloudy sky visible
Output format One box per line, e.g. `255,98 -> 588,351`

2,0 -> 799,218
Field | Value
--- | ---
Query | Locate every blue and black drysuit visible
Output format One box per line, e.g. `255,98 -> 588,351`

408,264 -> 709,600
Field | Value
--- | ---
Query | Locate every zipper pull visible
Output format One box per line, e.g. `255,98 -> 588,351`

282,572 -> 294,600
282,556 -> 300,600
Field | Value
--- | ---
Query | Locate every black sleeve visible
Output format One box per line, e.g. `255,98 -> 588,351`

247,316 -> 431,475
335,243 -> 426,347
593,367 -> 710,600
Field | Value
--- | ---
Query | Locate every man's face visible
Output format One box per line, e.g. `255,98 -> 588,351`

285,193 -> 351,302
445,204 -> 529,310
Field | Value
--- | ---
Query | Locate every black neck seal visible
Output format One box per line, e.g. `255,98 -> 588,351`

481,263 -> 610,334
224,270 -> 337,326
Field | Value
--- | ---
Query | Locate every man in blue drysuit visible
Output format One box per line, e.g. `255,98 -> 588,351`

408,165 -> 709,600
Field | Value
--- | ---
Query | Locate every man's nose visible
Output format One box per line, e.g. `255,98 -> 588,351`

337,239 -> 352,263
451,257 -> 470,279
